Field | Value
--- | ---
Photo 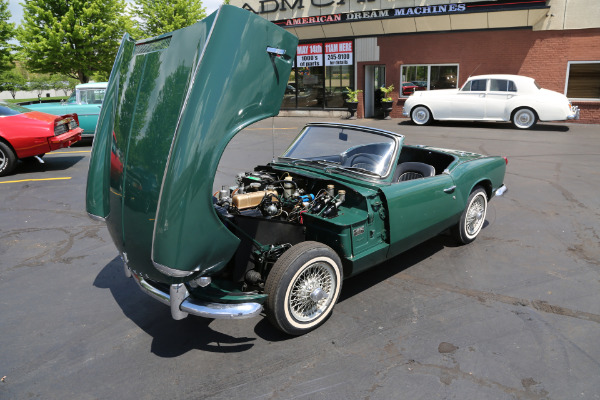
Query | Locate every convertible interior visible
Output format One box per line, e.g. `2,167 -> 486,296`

394,146 -> 455,182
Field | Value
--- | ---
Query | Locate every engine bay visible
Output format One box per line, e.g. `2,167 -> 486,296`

214,167 -> 351,224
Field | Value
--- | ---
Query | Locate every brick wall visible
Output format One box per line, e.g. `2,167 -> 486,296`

357,28 -> 600,123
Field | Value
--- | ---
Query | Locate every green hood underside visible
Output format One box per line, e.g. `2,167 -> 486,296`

86,6 -> 298,283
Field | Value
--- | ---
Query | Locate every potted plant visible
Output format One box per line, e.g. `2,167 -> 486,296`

345,87 -> 362,119
380,84 -> 394,120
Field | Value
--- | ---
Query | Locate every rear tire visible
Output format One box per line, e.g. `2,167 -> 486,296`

452,187 -> 487,244
265,241 -> 343,335
511,107 -> 537,129
0,141 -> 17,177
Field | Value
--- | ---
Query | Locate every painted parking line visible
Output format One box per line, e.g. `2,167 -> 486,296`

47,150 -> 92,154
0,177 -> 72,184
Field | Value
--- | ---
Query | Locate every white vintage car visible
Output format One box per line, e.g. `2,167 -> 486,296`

403,74 -> 579,129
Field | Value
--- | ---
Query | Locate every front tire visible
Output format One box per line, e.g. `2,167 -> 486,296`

452,187 -> 488,244
0,141 -> 17,177
511,107 -> 538,129
411,105 -> 433,126
265,241 -> 343,335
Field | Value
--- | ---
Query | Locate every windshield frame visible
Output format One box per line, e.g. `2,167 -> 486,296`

279,123 -> 403,181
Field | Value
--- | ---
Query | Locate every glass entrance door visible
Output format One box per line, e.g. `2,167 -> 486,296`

365,65 -> 385,117
373,66 -> 385,117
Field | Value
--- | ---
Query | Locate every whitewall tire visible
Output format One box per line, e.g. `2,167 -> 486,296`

452,187 -> 488,244
265,241 -> 343,335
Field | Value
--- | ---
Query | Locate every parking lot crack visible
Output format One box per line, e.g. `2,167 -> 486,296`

397,273 -> 600,324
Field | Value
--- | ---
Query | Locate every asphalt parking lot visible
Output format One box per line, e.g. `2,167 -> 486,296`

1,117 -> 599,400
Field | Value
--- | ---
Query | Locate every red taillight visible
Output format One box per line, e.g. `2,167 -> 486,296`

53,115 -> 79,136
54,118 -> 68,136
503,156 -> 508,165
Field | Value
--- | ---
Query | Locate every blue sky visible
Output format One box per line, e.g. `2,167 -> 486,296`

7,0 -> 223,25
7,0 -> 23,24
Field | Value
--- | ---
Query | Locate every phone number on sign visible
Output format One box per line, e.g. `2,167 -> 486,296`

327,54 -> 351,60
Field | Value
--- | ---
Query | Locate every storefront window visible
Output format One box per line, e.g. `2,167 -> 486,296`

283,41 -> 354,109
297,66 -> 323,107
325,65 -> 352,108
566,61 -> 600,100
403,66 -> 428,90
282,68 -> 297,108
401,64 -> 459,96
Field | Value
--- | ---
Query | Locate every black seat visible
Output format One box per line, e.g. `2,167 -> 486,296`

393,162 -> 435,182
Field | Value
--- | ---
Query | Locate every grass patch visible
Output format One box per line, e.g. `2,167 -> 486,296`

4,96 -> 68,104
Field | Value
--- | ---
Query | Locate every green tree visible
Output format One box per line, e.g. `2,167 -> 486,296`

132,0 -> 207,38
0,0 -> 15,73
28,74 -> 52,97
49,74 -> 77,96
17,0 -> 129,83
91,69 -> 110,82
0,69 -> 27,99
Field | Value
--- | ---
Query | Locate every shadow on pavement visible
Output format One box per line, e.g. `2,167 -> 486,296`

13,155 -> 85,176
71,137 -> 94,147
398,119 -> 570,132
93,257 -> 258,357
339,233 -> 458,302
93,231 -> 470,349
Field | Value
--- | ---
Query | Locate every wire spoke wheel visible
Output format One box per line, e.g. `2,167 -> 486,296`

465,195 -> 486,237
452,187 -> 488,244
288,262 -> 335,322
265,241 -> 342,335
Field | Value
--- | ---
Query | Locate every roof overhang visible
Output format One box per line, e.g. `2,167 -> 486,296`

233,0 -> 550,40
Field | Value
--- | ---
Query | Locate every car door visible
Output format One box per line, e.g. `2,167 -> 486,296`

75,89 -> 103,135
485,79 -> 517,120
451,78 -> 487,119
381,174 -> 464,259
74,105 -> 102,135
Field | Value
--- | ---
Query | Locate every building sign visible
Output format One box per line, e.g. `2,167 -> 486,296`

325,41 -> 353,66
276,4 -> 465,27
297,43 -> 323,67
239,0 -> 548,27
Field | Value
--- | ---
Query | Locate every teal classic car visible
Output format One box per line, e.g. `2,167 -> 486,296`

22,82 -> 107,137
86,6 -> 507,335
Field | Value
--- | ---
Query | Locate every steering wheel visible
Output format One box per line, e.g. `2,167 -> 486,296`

345,153 -> 380,172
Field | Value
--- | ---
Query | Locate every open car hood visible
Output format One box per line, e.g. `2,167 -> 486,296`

86,6 -> 298,282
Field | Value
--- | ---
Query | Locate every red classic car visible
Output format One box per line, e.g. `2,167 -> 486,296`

402,82 -> 426,96
0,102 -> 82,177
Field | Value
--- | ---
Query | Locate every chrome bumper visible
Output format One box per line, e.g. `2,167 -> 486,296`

495,184 -> 508,197
568,105 -> 580,120
129,269 -> 263,321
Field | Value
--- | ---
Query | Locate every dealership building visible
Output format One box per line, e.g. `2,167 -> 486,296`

229,0 -> 600,123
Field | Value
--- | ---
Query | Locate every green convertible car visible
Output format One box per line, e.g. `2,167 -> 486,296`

86,6 -> 507,335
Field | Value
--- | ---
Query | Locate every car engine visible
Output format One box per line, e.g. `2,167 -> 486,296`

214,169 -> 347,223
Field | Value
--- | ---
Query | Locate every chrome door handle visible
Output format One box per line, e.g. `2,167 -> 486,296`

444,185 -> 456,193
